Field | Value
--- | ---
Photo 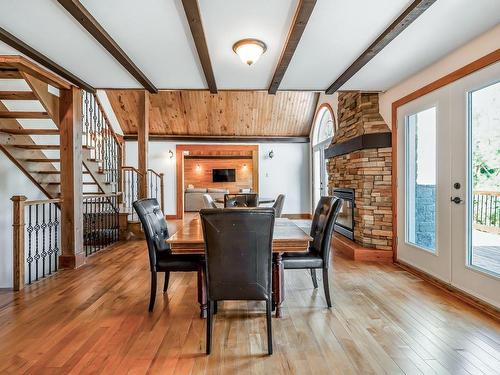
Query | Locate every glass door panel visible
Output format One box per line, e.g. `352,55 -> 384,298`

468,81 -> 500,276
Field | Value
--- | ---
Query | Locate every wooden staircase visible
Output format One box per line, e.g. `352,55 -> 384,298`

0,56 -> 119,198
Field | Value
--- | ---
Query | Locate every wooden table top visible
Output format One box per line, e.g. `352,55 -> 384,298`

214,197 -> 276,204
167,216 -> 312,254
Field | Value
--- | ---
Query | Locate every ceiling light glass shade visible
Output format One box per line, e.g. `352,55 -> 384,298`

232,39 -> 267,66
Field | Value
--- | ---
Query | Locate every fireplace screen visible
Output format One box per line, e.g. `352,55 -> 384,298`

332,188 -> 355,240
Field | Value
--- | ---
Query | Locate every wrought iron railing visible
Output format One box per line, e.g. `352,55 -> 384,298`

473,191 -> 500,231
82,91 -> 121,190
11,196 -> 61,290
147,168 -> 164,211
122,166 -> 142,220
83,193 -> 120,256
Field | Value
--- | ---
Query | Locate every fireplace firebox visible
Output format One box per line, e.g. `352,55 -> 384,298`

332,188 -> 355,240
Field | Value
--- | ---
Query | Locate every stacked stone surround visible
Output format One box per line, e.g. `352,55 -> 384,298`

327,92 -> 393,251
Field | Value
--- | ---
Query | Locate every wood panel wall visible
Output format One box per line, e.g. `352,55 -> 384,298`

184,158 -> 252,192
107,90 -> 319,137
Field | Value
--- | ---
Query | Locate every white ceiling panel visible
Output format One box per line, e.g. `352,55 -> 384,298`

280,0 -> 413,90
343,0 -> 500,91
198,0 -> 299,90
81,0 -> 206,89
0,0 -> 137,88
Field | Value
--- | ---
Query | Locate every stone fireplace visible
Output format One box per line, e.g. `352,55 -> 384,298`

325,92 -> 393,261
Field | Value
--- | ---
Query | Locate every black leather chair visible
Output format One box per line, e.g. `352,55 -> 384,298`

133,198 -> 204,312
224,193 -> 259,208
272,194 -> 286,218
200,208 -> 275,355
282,197 -> 342,308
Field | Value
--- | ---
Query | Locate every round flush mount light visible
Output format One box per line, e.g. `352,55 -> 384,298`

232,39 -> 267,66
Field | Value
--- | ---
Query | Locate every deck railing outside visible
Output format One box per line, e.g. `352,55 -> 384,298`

11,196 -> 62,291
473,191 -> 500,233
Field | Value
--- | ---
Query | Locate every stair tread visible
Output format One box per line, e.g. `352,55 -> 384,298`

0,128 -> 59,135
0,111 -> 50,119
23,158 -> 60,163
0,91 -> 37,100
13,144 -> 59,149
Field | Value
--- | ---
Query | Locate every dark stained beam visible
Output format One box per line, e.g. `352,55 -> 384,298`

0,27 -> 95,92
325,0 -> 437,94
181,0 -> 217,94
268,0 -> 317,94
57,0 -> 158,93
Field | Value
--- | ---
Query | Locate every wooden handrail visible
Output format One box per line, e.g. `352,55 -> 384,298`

474,190 -> 500,197
24,198 -> 63,206
82,192 -> 122,199
122,166 -> 144,176
92,93 -> 122,146
147,168 -> 161,178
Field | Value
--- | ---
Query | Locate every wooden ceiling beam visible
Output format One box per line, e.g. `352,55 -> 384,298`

0,27 -> 94,92
56,0 -> 158,93
325,0 -> 437,94
268,0 -> 317,95
181,0 -> 217,94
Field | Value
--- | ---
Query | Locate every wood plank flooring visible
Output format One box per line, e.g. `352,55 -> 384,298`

0,240 -> 499,374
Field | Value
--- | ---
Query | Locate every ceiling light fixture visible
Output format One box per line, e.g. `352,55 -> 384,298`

232,39 -> 267,66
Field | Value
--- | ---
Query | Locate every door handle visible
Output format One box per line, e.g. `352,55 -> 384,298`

451,196 -> 463,204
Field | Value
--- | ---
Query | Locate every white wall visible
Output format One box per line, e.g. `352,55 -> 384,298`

125,141 -> 311,215
379,24 -> 500,128
0,153 -> 46,288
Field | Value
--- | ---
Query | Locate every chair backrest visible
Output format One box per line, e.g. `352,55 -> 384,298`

224,193 -> 259,208
272,194 -> 286,218
309,197 -> 343,267
202,193 -> 218,209
200,208 -> 275,301
133,198 -> 170,271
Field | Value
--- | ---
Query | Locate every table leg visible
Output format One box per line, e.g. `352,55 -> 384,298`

272,252 -> 285,318
197,266 -> 207,319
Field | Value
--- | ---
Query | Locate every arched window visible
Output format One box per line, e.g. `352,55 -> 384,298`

311,104 -> 335,206
313,105 -> 335,148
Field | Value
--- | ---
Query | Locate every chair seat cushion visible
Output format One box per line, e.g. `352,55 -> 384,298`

156,252 -> 204,271
282,252 -> 323,269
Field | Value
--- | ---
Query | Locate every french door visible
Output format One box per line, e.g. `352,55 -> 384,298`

397,62 -> 500,308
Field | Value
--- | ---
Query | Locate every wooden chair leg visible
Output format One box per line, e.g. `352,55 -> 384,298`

213,300 -> 218,315
206,300 -> 213,355
149,271 -> 157,312
163,271 -> 170,293
322,268 -> 332,308
310,269 -> 318,289
266,299 -> 273,355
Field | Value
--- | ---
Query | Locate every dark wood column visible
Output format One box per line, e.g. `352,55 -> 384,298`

138,90 -> 149,199
58,87 -> 85,269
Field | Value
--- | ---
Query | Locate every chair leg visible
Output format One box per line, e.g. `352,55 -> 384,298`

149,271 -> 157,312
310,269 -> 318,289
206,300 -> 213,355
322,268 -> 332,308
213,300 -> 218,315
163,271 -> 170,293
266,299 -> 273,355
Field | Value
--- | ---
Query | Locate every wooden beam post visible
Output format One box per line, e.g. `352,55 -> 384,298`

11,195 -> 27,291
138,91 -> 149,199
59,87 -> 85,269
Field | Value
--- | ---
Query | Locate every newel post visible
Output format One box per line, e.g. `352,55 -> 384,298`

160,173 -> 165,211
11,195 -> 27,291
138,90 -> 149,199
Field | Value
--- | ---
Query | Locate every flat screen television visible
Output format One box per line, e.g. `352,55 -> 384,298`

212,168 -> 235,182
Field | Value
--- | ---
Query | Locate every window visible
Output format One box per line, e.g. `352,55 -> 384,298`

313,107 -> 334,147
406,107 -> 437,252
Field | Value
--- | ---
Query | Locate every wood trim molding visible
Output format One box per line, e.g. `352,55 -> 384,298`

123,134 -> 310,143
391,49 -> 500,262
56,0 -> 157,93
181,0 -> 217,94
325,0 -> 437,94
175,144 -> 259,219
310,102 -> 335,139
396,260 -> 500,321
268,0 -> 317,94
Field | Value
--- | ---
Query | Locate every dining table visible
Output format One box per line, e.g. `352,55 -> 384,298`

166,216 -> 313,318
214,197 -> 276,204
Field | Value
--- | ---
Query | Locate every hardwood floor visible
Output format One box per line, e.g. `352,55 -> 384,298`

0,240 -> 499,374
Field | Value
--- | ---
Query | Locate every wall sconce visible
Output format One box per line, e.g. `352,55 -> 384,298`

268,150 -> 274,159
168,150 -> 174,159
195,163 -> 202,172
242,163 -> 247,170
